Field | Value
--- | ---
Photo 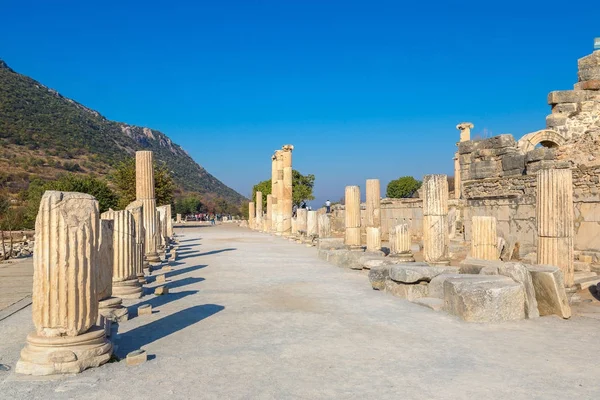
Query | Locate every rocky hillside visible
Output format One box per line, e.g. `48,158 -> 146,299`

0,60 -> 245,204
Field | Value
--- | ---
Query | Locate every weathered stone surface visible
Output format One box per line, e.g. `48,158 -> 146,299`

428,274 -> 464,299
365,179 -> 381,228
138,304 -> 152,316
248,202 -> 255,229
366,227 -> 381,252
136,151 -> 160,262
280,145 -> 293,236
318,214 -> 332,238
126,349 -> 147,366
384,279 -> 429,300
444,276 -> 525,322
470,160 -> 501,179
389,264 -> 458,283
526,265 -> 571,318
368,265 -> 390,290
344,186 -> 361,247
501,154 -> 525,172
412,297 -> 445,311
547,90 -> 590,105
307,211 -> 318,237
574,80 -> 600,90
497,263 -> 539,319
460,257 -> 504,274
422,175 -> 449,264
471,216 -> 498,260
317,237 -> 345,250
155,286 -> 169,295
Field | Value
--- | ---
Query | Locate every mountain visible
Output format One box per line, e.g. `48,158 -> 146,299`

0,59 -> 245,204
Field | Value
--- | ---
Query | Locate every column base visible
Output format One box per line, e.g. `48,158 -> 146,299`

389,252 -> 415,262
98,296 -> 129,322
15,326 -> 112,376
113,278 -> 143,299
427,260 -> 451,266
145,252 -> 161,263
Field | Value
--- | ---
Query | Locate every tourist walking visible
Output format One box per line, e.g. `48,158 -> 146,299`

325,199 -> 331,213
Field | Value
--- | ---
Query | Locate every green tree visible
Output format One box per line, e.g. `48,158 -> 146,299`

174,195 -> 203,215
386,176 -> 422,199
251,170 -> 315,209
111,159 -> 175,209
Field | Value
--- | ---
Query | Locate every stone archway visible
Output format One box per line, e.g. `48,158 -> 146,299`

517,129 -> 567,153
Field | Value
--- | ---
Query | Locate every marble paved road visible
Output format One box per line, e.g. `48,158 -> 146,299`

0,258 -> 32,320
0,224 -> 598,399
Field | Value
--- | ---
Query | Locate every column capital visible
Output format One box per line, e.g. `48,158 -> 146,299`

456,122 -> 474,142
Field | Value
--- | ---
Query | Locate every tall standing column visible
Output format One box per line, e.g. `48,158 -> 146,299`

537,169 -> 574,287
471,216 -> 498,260
16,191 -> 112,375
423,174 -> 450,265
248,202 -> 255,229
366,179 -> 381,228
275,150 -> 284,234
271,154 -> 278,232
389,224 -> 415,262
344,185 -> 362,249
281,145 -> 294,236
136,151 -> 160,262
455,123 -> 473,199
307,210 -> 318,237
318,214 -> 331,238
165,204 -> 173,239
102,210 -> 143,299
256,191 -> 263,231
266,194 -> 273,232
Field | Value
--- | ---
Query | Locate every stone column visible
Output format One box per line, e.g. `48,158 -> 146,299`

256,191 -> 263,231
366,179 -> 381,228
344,186 -> 362,249
266,194 -> 272,232
307,210 -> 318,237
136,151 -> 160,262
157,205 -> 169,249
126,201 -> 145,278
318,214 -> 331,238
471,216 -> 498,260
271,154 -> 278,232
281,145 -> 294,236
165,204 -> 173,239
389,224 -> 415,261
274,150 -> 284,234
537,169 -> 574,287
102,209 -> 143,299
248,202 -> 255,229
454,123 -> 473,199
291,217 -> 297,236
16,191 -> 112,375
422,174 -> 450,265
296,208 -> 308,236
366,227 -> 381,252
176,213 -> 182,223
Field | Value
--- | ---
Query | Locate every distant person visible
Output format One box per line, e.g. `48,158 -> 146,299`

292,204 -> 298,217
300,201 -> 307,209
325,200 -> 331,213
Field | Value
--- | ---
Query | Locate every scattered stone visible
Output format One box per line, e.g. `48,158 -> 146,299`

526,265 -> 571,319
384,279 -> 429,301
126,350 -> 147,366
428,274 -> 464,299
154,286 -> 169,296
156,274 -> 166,283
389,264 -> 458,283
368,265 -> 390,290
162,266 -> 173,272
412,297 -> 445,311
479,266 -> 499,275
138,304 -> 152,316
497,263 -> 540,319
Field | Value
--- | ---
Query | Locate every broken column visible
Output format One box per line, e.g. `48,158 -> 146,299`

318,214 -> 331,238
454,123 -> 473,199
136,151 -> 160,262
125,201 -> 145,277
389,224 -> 415,262
16,191 -> 112,375
248,202 -> 255,229
307,210 -> 318,237
366,227 -> 381,252
97,219 -> 128,323
296,208 -> 308,236
365,179 -> 381,228
165,204 -> 173,240
281,145 -> 294,236
176,213 -> 182,223
344,185 -> 362,249
102,209 -> 143,299
266,194 -> 272,231
537,168 -> 575,287
471,216 -> 498,260
423,174 -> 450,265
271,154 -> 278,232
157,205 -> 169,249
256,191 -> 263,231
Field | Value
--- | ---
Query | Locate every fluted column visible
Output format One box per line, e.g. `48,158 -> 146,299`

366,227 -> 381,252
165,204 -> 173,239
307,210 -> 318,237
271,154 -> 278,232
256,191 -> 263,230
157,205 -> 168,250
471,216 -> 498,260
318,214 -> 331,238
366,179 -> 381,228
101,210 -> 142,299
266,194 -> 272,231
98,220 -> 114,303
126,201 -> 145,277
248,202 -> 255,229
136,151 -> 160,262
281,145 -> 294,236
389,224 -> 416,262
344,185 -> 361,248
275,150 -> 284,235
423,174 -> 450,265
537,169 -> 574,287
16,191 -> 112,375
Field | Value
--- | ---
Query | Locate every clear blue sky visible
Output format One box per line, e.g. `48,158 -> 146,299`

1,1 -> 598,206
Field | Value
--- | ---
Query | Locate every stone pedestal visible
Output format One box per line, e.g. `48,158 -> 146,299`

16,191 -> 112,375
307,211 -> 318,237
366,179 -> 381,228
423,175 -> 450,265
248,202 -> 255,230
389,224 -> 415,262
136,151 -> 160,262
296,209 -> 308,236
537,169 -> 574,287
256,191 -> 263,230
366,227 -> 381,252
344,186 -> 362,249
281,145 -> 294,236
318,214 -> 331,238
102,210 -> 143,299
471,216 -> 498,260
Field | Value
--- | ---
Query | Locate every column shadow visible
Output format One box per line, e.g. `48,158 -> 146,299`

166,277 -> 205,290
195,248 -> 236,257
127,290 -> 199,317
116,304 -> 225,357
166,264 -> 208,279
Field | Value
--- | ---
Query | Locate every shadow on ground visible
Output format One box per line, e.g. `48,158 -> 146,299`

166,264 -> 208,279
195,248 -> 236,257
167,277 -> 205,290
128,290 -> 199,317
116,304 -> 224,357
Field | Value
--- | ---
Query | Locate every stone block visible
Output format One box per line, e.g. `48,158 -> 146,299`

361,256 -> 396,270
317,237 -> 345,250
470,160 -> 501,179
525,147 -> 555,163
458,141 -> 476,155
154,286 -> 169,296
526,160 -> 560,174
428,274 -> 464,299
156,274 -> 166,283
546,114 -> 568,129
547,90 -> 589,105
126,350 -> 147,366
574,80 -> 600,90
479,265 -> 499,275
579,254 -> 593,263
502,154 -> 525,172
525,265 -> 571,319
138,304 -> 152,316
368,265 -> 390,290
478,134 -> 516,149
552,102 -> 578,113
384,279 -> 429,300
443,276 -> 525,322
389,264 -> 458,283
412,297 -> 445,311
496,263 -> 539,318
459,257 -> 504,274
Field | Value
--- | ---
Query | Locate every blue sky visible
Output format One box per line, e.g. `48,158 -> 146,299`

1,1 -> 598,206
